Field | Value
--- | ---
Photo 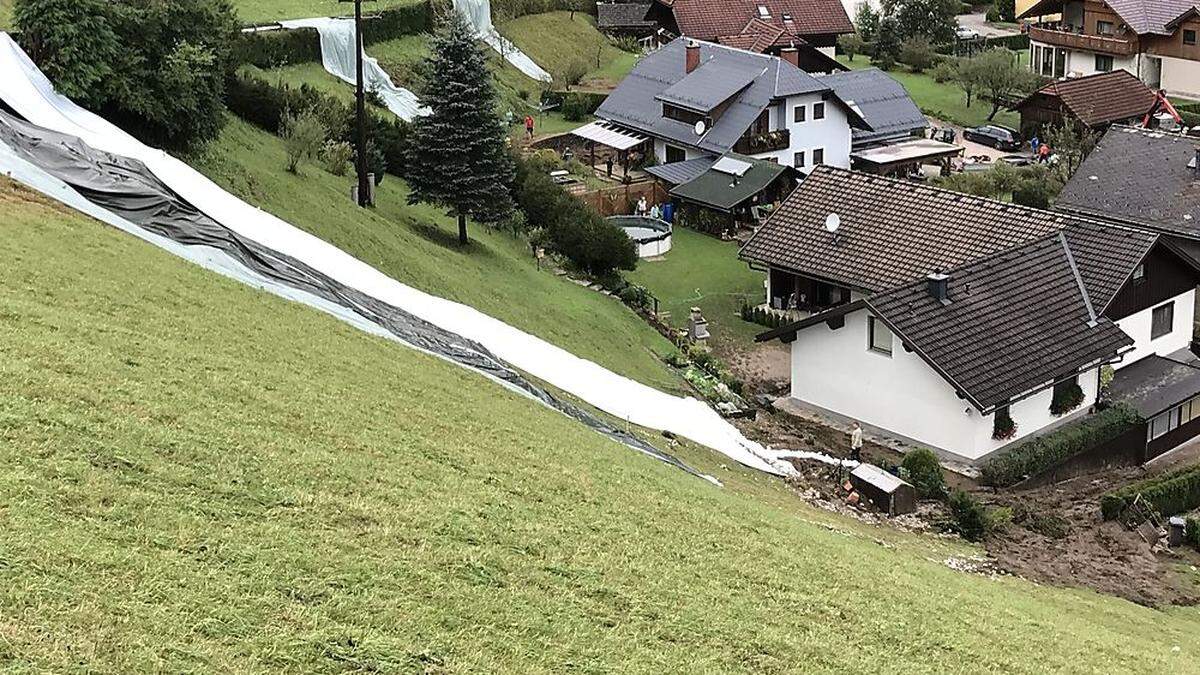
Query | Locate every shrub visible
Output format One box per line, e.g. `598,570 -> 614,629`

282,109 -> 326,173
946,490 -> 988,542
931,58 -> 958,83
900,37 -> 936,73
1100,465 -> 1200,521
1050,382 -> 1085,416
664,351 -> 688,368
901,448 -> 946,500
618,284 -> 649,308
612,35 -> 640,53
1187,516 -> 1200,549
360,3 -> 431,46
1012,180 -> 1052,209
558,59 -> 589,89
320,140 -> 354,176
561,94 -> 590,122
231,27 -> 321,68
980,403 -> 1141,487
838,33 -> 866,61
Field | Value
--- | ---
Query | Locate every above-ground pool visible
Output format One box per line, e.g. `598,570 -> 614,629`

607,215 -> 672,258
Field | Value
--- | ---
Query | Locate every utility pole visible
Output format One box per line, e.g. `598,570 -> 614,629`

339,0 -> 374,207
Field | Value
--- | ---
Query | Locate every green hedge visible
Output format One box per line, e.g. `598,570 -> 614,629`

232,2 -> 432,68
1100,465 -> 1200,520
980,403 -> 1141,487
1187,516 -> 1200,549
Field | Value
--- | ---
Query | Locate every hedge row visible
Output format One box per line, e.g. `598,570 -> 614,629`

979,403 -> 1141,487
1100,465 -> 1200,520
233,2 -> 432,68
1188,516 -> 1200,549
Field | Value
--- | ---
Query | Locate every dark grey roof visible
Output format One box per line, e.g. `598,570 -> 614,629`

739,166 -> 1071,292
817,68 -> 927,146
1056,126 -> 1200,238
1110,352 -> 1200,417
669,153 -> 789,210
596,38 -> 832,155
596,3 -> 654,29
1062,219 -> 1157,312
644,156 -> 717,184
657,59 -> 761,112
866,232 -> 1133,410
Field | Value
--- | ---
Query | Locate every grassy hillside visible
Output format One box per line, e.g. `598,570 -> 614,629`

233,0 -> 421,25
0,0 -> 11,30
498,11 -> 638,88
4,178 -> 1200,670
191,117 -> 681,392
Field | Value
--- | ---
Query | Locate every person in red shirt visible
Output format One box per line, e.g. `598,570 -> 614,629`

524,114 -> 535,140
1037,142 -> 1051,163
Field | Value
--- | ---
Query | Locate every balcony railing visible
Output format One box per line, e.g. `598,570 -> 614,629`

734,129 -> 790,155
1028,25 -> 1138,56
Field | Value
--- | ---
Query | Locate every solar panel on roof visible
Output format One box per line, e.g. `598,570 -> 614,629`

712,156 -> 752,176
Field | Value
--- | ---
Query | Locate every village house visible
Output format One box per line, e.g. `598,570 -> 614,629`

1021,0 -> 1200,100
1011,69 -> 1159,139
645,0 -> 854,60
742,166 -> 1200,463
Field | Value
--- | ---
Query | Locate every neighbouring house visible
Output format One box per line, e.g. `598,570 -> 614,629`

646,153 -> 796,235
596,3 -> 657,38
590,38 -> 871,174
743,166 -> 1200,463
644,0 -> 853,63
1011,69 -> 1159,138
1020,0 -> 1200,100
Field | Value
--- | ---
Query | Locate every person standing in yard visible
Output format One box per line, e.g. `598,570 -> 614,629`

635,195 -> 648,216
524,114 -> 535,140
1038,142 -> 1051,163
606,155 -> 614,178
1029,134 -> 1039,155
850,422 -> 863,462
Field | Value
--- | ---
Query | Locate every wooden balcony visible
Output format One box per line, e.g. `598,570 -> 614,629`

1028,26 -> 1137,56
734,129 -> 790,155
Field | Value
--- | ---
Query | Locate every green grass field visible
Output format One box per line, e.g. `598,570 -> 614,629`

0,0 -> 11,30
190,117 -> 680,393
497,11 -> 638,88
626,228 -> 765,347
4,178 -> 1200,670
233,0 -> 421,25
838,54 -> 1021,130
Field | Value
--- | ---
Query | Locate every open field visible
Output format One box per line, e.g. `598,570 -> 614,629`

497,11 -> 639,88
190,117 -> 681,392
0,0 -> 11,30
3,177 -> 1200,670
233,0 -> 421,25
837,54 -> 1022,130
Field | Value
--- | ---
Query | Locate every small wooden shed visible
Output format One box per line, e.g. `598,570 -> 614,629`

850,464 -> 918,516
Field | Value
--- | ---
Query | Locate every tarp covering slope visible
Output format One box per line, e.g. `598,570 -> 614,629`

278,18 -> 428,121
453,0 -> 553,82
0,32 -> 790,477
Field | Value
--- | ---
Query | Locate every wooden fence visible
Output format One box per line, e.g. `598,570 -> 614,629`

578,181 -> 668,217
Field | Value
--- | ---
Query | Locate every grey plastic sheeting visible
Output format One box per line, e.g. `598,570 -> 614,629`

0,110 -> 711,482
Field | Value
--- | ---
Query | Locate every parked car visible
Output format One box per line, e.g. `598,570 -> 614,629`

955,24 -> 981,40
963,124 -> 1021,151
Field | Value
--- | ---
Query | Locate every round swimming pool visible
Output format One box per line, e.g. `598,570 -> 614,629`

607,215 -> 672,258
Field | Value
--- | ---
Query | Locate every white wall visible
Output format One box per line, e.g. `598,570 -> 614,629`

789,308 -> 1100,460
1030,41 -> 1142,80
755,92 -> 852,172
653,139 -> 706,164
1160,55 -> 1200,100
1114,288 -> 1196,368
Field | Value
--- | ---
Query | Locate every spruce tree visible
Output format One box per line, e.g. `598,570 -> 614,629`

407,13 -> 515,246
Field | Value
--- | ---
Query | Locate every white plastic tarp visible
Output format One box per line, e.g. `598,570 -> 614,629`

279,17 -> 428,121
452,0 -> 553,82
0,32 -> 792,477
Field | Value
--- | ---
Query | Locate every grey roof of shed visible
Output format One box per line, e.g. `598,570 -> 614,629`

1056,126 -> 1200,237
738,166 -> 1071,292
1110,352 -> 1200,417
596,38 -> 846,155
644,156 -> 717,184
596,3 -> 654,28
817,68 -> 927,145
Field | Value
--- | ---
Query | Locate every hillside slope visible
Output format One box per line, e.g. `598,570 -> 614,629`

2,178 -> 1198,671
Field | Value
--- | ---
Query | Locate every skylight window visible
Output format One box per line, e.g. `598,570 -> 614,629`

757,5 -> 771,18
782,13 -> 793,22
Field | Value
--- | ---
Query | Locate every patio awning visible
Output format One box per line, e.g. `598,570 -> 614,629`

850,139 -> 962,170
570,120 -> 649,151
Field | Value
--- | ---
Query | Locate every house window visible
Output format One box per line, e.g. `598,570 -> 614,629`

793,150 -> 805,168
813,102 -> 825,120
1095,54 -> 1114,71
665,145 -> 685,163
1055,48 -> 1067,78
1133,263 -> 1145,281
1151,301 -> 1175,340
813,148 -> 824,165
1097,20 -> 1114,35
1186,29 -> 1197,46
662,103 -> 705,125
868,316 -> 892,356
793,105 -> 806,123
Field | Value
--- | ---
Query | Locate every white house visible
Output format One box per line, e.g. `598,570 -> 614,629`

743,166 -> 1200,463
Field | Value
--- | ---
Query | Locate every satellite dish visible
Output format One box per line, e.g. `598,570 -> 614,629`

694,120 -> 707,136
824,213 -> 840,234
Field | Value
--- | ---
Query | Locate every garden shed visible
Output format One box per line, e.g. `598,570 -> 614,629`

850,464 -> 918,516
662,154 -> 794,237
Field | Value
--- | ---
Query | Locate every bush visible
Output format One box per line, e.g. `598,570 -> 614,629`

838,33 -> 867,61
612,35 -> 640,53
664,351 -> 688,368
1101,465 -> 1200,521
901,448 -> 946,500
320,140 -> 354,176
558,59 -> 589,89
360,3 -> 431,46
980,403 -> 1141,487
618,284 -> 649,308
931,58 -> 958,83
900,37 -> 936,73
946,490 -> 989,542
561,93 -> 591,122
1050,382 -> 1085,416
282,109 -> 327,173
1012,180 -> 1052,209
1187,516 -> 1200,549
231,27 -> 321,68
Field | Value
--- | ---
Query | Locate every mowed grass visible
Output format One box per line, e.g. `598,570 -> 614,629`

837,54 -> 1021,129
190,117 -> 680,392
497,11 -> 638,88
232,0 -> 420,25
626,227 -> 765,347
0,0 -> 11,30
4,179 -> 1200,670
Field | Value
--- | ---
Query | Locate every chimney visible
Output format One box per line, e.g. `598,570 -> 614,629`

780,46 -> 799,68
685,40 -> 701,73
926,272 -> 949,304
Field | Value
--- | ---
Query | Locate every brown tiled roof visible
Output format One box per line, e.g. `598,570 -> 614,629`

1016,70 -> 1157,128
670,0 -> 853,46
738,166 -> 1071,292
1021,0 -> 1198,34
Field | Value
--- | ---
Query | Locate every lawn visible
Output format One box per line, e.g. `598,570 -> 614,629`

626,227 -> 766,348
0,0 -> 11,30
232,0 -> 421,25
4,177 -> 1200,670
190,117 -> 680,393
497,11 -> 639,88
837,54 -> 1022,130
